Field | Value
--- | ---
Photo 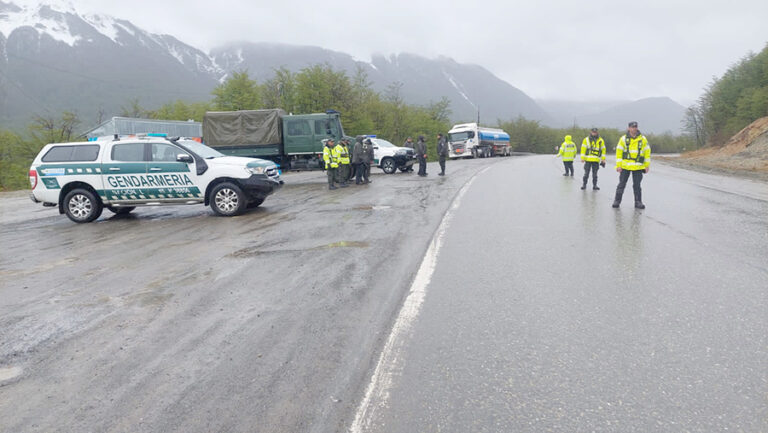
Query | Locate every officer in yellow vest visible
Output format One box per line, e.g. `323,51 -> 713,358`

612,121 -> 651,209
337,138 -> 351,186
322,138 -> 339,190
580,127 -> 606,190
333,139 -> 349,188
556,135 -> 578,176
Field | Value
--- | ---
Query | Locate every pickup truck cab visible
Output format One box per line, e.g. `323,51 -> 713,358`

369,137 -> 416,174
29,134 -> 282,223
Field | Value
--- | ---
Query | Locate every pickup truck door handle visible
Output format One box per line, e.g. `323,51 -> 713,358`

109,167 -> 121,171
149,167 -> 162,171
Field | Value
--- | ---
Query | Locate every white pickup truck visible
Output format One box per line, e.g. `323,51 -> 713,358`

29,134 -> 282,223
368,137 -> 416,174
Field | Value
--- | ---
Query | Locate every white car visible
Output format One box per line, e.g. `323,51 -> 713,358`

369,137 -> 416,174
29,134 -> 282,223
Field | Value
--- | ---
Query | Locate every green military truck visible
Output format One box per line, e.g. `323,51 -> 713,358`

202,109 -> 345,170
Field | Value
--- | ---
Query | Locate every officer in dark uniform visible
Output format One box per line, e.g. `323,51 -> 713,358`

416,135 -> 428,176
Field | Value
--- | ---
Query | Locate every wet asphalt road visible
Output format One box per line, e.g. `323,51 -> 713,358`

0,158 -> 494,433
1,155 -> 767,433
354,156 -> 768,432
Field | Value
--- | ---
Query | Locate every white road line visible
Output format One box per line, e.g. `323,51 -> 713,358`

350,166 -> 491,433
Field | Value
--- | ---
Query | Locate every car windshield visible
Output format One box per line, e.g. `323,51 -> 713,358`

373,138 -> 395,147
179,140 -> 225,159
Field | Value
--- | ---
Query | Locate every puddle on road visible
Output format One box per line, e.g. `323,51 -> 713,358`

0,257 -> 79,278
352,205 -> 392,211
315,241 -> 369,249
0,366 -> 23,383
228,240 -> 369,258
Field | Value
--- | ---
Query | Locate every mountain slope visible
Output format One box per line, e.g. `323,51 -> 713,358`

210,43 -> 550,123
573,97 -> 686,134
0,2 -> 218,128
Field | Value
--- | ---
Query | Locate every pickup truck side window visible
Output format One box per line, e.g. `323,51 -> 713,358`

286,120 -> 311,136
41,145 -> 100,162
112,143 -> 146,161
151,143 -> 189,161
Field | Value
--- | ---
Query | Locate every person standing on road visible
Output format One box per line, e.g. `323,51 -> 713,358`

556,135 -> 578,176
612,121 -> 651,209
337,138 -> 351,187
352,136 -> 364,185
437,133 -> 448,176
323,138 -> 339,190
403,137 -> 415,172
580,128 -> 606,190
416,135 -> 428,177
362,137 -> 374,184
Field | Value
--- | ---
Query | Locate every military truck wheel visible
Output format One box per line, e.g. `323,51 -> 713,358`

382,158 -> 396,174
247,198 -> 265,209
210,182 -> 247,216
64,188 -> 103,223
107,206 -> 135,215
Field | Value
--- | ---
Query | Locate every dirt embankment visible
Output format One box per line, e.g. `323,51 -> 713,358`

659,116 -> 768,181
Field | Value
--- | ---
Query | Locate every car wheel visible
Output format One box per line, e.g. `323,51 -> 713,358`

210,182 -> 247,216
382,158 -> 396,174
107,206 -> 135,215
247,198 -> 265,209
64,188 -> 103,223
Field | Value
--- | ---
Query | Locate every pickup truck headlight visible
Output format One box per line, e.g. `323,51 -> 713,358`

247,166 -> 266,175
395,149 -> 407,156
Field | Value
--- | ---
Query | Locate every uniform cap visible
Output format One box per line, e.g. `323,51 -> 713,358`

591,127 -> 598,132
628,121 -> 638,127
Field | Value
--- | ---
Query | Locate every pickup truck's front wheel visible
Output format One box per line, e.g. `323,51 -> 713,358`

210,182 -> 246,216
381,157 -> 396,174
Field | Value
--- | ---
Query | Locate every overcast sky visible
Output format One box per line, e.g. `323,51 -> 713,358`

53,0 -> 768,104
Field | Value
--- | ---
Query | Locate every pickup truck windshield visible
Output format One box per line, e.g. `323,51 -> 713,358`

180,140 -> 225,159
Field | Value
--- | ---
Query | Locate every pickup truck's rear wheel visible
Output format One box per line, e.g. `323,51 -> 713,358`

381,157 -> 396,174
210,182 -> 246,216
64,188 -> 103,223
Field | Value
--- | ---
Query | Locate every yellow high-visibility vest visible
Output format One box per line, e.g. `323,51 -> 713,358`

323,145 -> 338,169
581,136 -> 606,162
616,134 -> 651,171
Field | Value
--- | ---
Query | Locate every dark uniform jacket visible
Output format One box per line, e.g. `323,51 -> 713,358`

352,139 -> 363,164
416,139 -> 427,156
362,141 -> 374,163
437,137 -> 448,157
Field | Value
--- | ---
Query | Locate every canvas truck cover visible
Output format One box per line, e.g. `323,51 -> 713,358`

203,109 -> 287,147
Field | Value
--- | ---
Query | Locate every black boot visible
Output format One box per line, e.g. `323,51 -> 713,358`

612,191 -> 621,208
634,189 -> 644,209
593,183 -> 600,190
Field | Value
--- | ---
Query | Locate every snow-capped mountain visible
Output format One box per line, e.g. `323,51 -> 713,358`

0,1 -> 221,75
0,1 -> 551,129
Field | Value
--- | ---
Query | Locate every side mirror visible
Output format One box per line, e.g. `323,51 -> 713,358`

468,131 -> 475,138
177,154 -> 193,163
